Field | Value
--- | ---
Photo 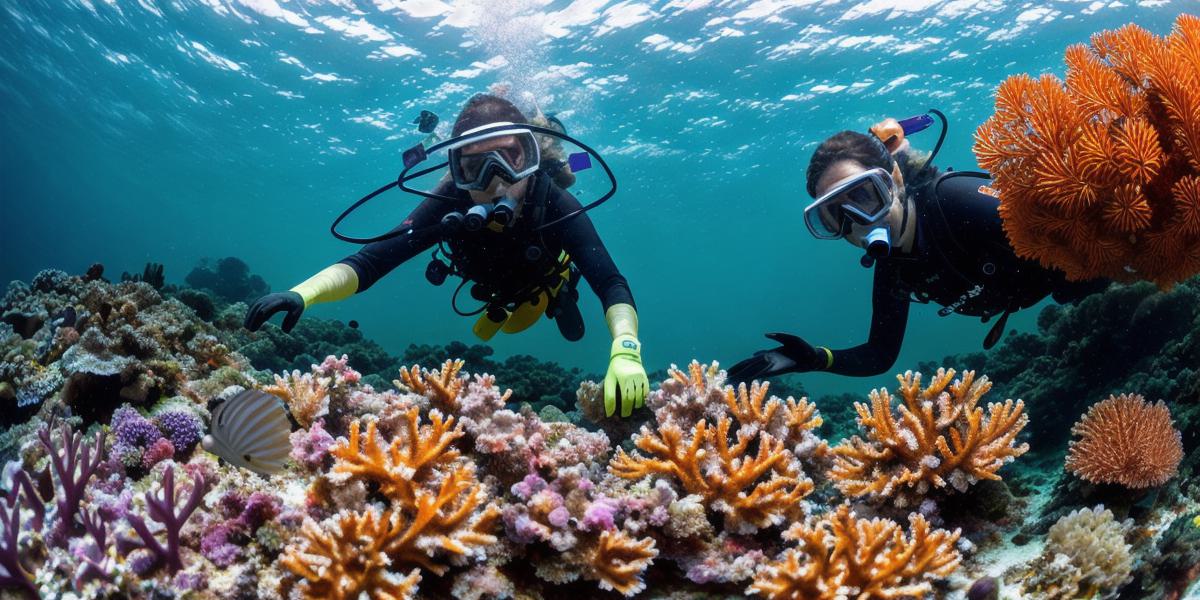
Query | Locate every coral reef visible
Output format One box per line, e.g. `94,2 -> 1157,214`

183,257 -> 269,305
747,504 -> 961,600
1013,505 -> 1133,599
1065,393 -> 1183,488
829,368 -> 1029,508
975,15 -> 1200,287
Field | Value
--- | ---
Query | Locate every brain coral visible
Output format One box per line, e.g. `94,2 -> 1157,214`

974,14 -> 1200,287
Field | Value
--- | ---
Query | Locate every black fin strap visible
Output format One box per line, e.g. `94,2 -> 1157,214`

983,310 -> 1011,350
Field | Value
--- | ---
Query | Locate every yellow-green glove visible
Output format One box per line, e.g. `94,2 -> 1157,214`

605,335 -> 648,417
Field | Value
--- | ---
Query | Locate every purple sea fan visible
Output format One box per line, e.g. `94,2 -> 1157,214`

155,409 -> 203,457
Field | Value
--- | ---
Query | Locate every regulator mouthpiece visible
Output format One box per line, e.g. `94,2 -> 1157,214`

864,226 -> 891,258
440,212 -> 464,232
464,203 -> 493,231
492,196 -> 519,227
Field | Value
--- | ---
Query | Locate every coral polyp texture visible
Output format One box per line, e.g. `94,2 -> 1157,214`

1014,505 -> 1133,600
974,14 -> 1200,287
748,504 -> 962,600
1065,393 -> 1183,488
830,368 -> 1029,507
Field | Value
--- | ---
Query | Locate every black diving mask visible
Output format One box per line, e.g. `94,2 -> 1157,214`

804,167 -> 894,240
330,121 -> 617,244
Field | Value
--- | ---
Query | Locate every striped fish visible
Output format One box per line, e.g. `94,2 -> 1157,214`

201,389 -> 292,475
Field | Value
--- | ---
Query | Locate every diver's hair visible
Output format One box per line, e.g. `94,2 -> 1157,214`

805,131 -> 894,198
805,130 -> 940,198
452,94 -> 528,137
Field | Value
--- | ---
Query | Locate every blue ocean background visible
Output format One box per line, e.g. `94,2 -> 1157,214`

0,0 -> 1186,400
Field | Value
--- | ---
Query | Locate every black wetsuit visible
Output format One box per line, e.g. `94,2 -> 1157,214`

338,172 -> 634,338
827,170 -> 1108,376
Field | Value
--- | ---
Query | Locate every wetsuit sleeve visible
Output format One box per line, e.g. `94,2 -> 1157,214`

825,264 -> 910,376
549,188 -> 636,310
338,196 -> 445,292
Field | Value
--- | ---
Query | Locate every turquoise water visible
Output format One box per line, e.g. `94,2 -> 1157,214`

0,0 -> 1186,399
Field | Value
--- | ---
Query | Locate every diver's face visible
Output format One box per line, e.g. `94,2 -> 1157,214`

813,159 -> 906,248
461,134 -> 530,204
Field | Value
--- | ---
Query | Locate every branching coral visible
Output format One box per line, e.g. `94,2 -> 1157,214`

121,466 -> 210,574
264,369 -> 330,429
395,359 -> 467,412
830,368 -> 1029,507
585,529 -> 658,596
0,486 -> 37,598
1065,393 -> 1183,488
611,416 -> 813,532
281,509 -> 422,600
748,504 -> 962,600
974,14 -> 1200,286
330,409 -> 462,506
40,422 -> 105,545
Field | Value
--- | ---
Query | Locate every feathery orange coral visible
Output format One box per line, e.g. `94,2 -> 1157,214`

830,369 -> 1029,507
281,509 -> 422,600
1065,393 -> 1183,488
610,415 -> 813,531
747,504 -> 962,600
265,370 -> 329,428
974,14 -> 1200,287
396,359 -> 466,411
330,409 -> 462,505
584,530 -> 658,597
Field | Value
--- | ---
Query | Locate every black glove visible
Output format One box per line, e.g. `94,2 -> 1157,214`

727,333 -> 826,385
244,291 -> 305,333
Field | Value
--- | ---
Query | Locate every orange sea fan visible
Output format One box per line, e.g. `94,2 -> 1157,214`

975,14 -> 1200,288
1065,393 -> 1183,488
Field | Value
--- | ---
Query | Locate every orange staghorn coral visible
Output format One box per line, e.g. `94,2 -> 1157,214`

747,504 -> 962,600
330,408 -> 463,505
974,14 -> 1200,287
1065,393 -> 1183,488
395,359 -> 467,411
281,509 -> 422,600
671,359 -> 723,393
610,415 -> 813,532
264,370 -> 329,428
830,368 -> 1029,507
584,530 -> 658,597
385,464 -> 502,575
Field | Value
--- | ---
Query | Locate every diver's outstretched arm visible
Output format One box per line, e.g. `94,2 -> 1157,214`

244,197 -> 445,332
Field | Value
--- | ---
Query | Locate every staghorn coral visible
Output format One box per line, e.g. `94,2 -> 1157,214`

1065,393 -> 1183,488
330,409 -> 463,506
1015,505 -> 1133,600
120,466 -> 210,575
264,369 -> 330,429
395,359 -> 467,412
830,368 -> 1029,508
611,415 -> 813,533
282,508 -> 422,600
585,529 -> 658,596
747,503 -> 962,600
974,15 -> 1200,287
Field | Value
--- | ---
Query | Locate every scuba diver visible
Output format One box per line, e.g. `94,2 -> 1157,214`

728,113 -> 1109,383
244,94 -> 650,417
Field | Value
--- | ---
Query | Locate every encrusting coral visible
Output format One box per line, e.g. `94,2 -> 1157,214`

974,14 -> 1200,287
830,368 -> 1029,508
1065,393 -> 1183,488
748,504 -> 962,600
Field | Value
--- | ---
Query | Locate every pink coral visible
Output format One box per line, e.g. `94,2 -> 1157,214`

290,420 -> 336,472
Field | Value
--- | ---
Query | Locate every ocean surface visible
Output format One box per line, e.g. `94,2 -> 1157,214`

0,0 -> 1186,399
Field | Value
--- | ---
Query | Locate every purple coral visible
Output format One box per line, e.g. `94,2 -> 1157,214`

201,491 -> 281,567
122,467 -> 209,575
39,422 -> 105,547
0,488 -> 37,598
73,508 -> 116,588
155,409 -> 203,457
141,438 -> 175,470
111,405 -> 163,470
289,420 -> 335,471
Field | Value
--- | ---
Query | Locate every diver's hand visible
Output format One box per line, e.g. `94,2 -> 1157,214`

727,333 -> 826,385
604,336 -> 649,418
244,291 -> 305,333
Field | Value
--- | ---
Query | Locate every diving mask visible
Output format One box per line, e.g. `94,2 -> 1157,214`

804,167 -> 895,240
447,122 -> 541,191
